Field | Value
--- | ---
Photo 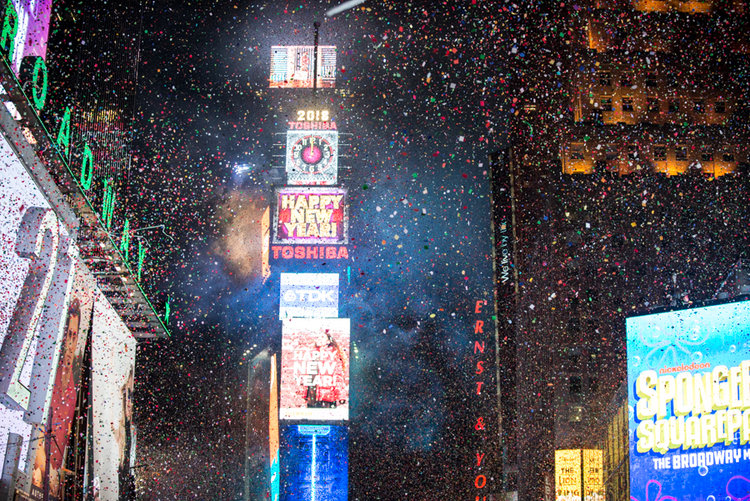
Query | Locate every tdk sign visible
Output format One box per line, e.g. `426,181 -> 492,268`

279,273 -> 339,319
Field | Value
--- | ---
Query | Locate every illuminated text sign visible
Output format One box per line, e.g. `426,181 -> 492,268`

273,187 -> 347,245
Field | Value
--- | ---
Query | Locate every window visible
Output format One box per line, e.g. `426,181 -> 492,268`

569,376 -> 583,396
715,101 -> 726,114
570,149 -> 585,160
701,150 -> 713,162
654,146 -> 667,161
569,405 -> 584,423
676,146 -> 688,161
694,100 -> 705,113
647,97 -> 659,113
722,153 -> 735,162
598,71 -> 612,87
645,74 -> 658,88
622,97 -> 634,112
668,101 -> 679,113
628,145 -> 638,160
600,97 -> 613,112
620,76 -> 633,88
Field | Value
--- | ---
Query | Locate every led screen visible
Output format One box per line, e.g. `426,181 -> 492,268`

280,425 -> 348,501
279,273 -> 339,319
10,0 -> 53,74
583,450 -> 604,501
270,45 -> 336,88
285,130 -> 338,186
270,354 -> 280,501
626,300 -> 750,501
280,318 -> 349,421
273,187 -> 348,245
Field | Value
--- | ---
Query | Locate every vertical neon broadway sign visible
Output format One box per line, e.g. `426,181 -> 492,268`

472,298 -> 494,499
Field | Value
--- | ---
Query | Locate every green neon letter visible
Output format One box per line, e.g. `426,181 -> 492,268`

137,240 -> 146,281
80,143 -> 94,190
1,1 -> 18,61
120,218 -> 130,261
31,57 -> 48,110
56,107 -> 72,158
164,297 -> 171,325
101,178 -> 116,229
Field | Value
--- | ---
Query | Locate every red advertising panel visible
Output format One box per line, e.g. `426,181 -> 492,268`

280,318 -> 350,421
273,187 -> 348,245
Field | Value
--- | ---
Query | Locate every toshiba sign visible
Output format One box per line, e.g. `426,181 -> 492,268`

279,273 -> 339,319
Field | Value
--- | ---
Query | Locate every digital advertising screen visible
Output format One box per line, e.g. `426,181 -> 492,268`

280,318 -> 349,421
9,0 -> 53,74
285,130 -> 338,186
279,273 -> 339,319
270,354 -> 280,501
280,425 -> 348,501
626,300 -> 750,501
555,450 -> 582,501
273,187 -> 348,245
270,45 -> 337,88
583,449 -> 604,501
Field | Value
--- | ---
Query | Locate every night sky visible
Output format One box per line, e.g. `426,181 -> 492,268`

130,1 -> 513,499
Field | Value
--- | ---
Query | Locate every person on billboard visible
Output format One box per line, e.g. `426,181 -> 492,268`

31,299 -> 83,498
305,329 -> 347,408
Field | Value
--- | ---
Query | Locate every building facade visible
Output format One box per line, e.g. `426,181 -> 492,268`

497,0 -> 750,499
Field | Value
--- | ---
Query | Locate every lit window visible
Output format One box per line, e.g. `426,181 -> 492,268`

622,97 -> 634,112
676,146 -> 688,161
654,146 -> 667,161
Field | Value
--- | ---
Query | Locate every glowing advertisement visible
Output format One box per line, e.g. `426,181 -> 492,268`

583,450 -> 604,501
555,450 -> 582,501
273,187 -> 348,245
279,273 -> 339,319
286,130 -> 338,186
280,318 -> 349,421
10,0 -> 53,74
270,354 -> 280,501
626,300 -> 750,501
270,45 -> 337,89
280,425 -> 348,501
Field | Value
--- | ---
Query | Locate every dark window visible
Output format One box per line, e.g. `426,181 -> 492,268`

654,146 -> 667,161
645,74 -> 658,88
628,145 -> 638,160
600,97 -> 613,112
722,153 -> 735,162
676,146 -> 688,161
620,76 -> 633,88
668,101 -> 679,113
599,71 -> 612,87
694,100 -> 705,113
571,150 -> 585,160
569,376 -> 583,396
647,98 -> 659,113
622,97 -> 634,112
715,101 -> 726,114
701,150 -> 713,162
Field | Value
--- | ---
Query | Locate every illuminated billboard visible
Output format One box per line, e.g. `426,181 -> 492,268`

280,318 -> 349,421
270,354 -> 280,501
286,130 -> 338,186
10,0 -> 53,74
280,273 -> 339,319
555,450 -> 582,501
270,45 -> 337,89
583,450 -> 603,501
273,187 -> 348,245
626,300 -> 750,501
280,425 -> 348,501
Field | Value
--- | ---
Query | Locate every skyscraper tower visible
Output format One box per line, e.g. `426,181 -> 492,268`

497,0 -> 750,499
